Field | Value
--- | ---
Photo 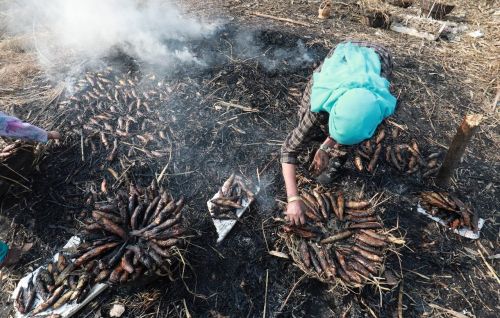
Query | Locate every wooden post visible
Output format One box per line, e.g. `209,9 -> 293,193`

436,114 -> 483,187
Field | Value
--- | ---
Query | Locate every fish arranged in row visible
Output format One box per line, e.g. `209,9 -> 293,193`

420,192 -> 479,232
296,189 -> 381,230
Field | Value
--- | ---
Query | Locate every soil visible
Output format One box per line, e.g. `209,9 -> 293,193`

1,1 -> 498,318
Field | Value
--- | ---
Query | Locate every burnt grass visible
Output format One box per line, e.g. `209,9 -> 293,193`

1,24 -> 499,318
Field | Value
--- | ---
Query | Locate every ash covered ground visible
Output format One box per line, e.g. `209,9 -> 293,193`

1,1 -> 499,317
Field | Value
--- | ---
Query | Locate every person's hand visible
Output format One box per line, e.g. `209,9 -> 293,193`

285,200 -> 306,225
310,148 -> 329,176
47,131 -> 61,140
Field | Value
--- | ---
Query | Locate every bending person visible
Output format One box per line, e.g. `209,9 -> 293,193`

281,41 -> 397,225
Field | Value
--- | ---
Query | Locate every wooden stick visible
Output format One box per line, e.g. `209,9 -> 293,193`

80,129 -> 85,162
214,101 -> 259,113
492,86 -> 499,111
477,249 -> 500,284
263,269 -> 269,318
428,303 -> 469,318
397,281 -> 404,318
249,12 -> 312,27
436,114 -> 482,187
278,274 -> 307,313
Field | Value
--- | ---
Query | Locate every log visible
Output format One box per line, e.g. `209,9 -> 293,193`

436,114 -> 483,187
249,12 -> 312,27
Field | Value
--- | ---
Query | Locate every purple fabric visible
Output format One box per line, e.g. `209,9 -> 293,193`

0,112 -> 48,142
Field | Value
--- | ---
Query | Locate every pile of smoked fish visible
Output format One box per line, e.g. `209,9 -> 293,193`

15,181 -> 186,315
420,192 -> 479,232
348,126 -> 441,177
209,173 -> 256,219
283,190 -> 390,287
60,68 -> 174,163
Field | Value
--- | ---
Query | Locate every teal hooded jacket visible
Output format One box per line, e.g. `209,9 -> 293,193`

0,240 -> 8,264
310,42 -> 397,145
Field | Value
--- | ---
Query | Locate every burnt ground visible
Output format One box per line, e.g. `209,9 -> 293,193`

1,1 -> 499,317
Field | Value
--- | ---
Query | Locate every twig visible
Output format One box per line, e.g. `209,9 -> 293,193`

428,303 -> 469,318
249,12 -> 312,27
278,274 -> 307,313
258,155 -> 278,176
214,101 -> 259,113
492,86 -> 499,111
0,174 -> 30,191
182,299 -> 192,318
0,161 -> 30,183
80,129 -> 85,162
404,269 -> 430,280
477,249 -> 500,284
157,146 -> 173,184
261,219 -> 270,252
397,281 -> 403,318
112,164 -> 134,189
340,302 -> 352,318
263,269 -> 269,318
155,296 -> 162,318
360,297 -> 377,318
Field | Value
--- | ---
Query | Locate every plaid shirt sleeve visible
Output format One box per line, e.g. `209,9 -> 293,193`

280,41 -> 393,165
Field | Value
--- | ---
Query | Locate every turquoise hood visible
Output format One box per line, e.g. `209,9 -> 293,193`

310,42 -> 397,145
0,241 -> 8,263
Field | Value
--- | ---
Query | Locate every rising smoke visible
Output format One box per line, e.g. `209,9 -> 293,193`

3,0 -> 316,81
234,31 -> 313,72
4,0 -> 218,73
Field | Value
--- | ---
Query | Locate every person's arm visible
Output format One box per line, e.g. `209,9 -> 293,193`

282,162 -> 306,225
281,110 -> 324,225
0,112 -> 60,142
282,163 -> 299,198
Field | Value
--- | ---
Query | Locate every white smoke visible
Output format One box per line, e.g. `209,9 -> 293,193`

234,31 -> 313,71
4,0 -> 218,70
